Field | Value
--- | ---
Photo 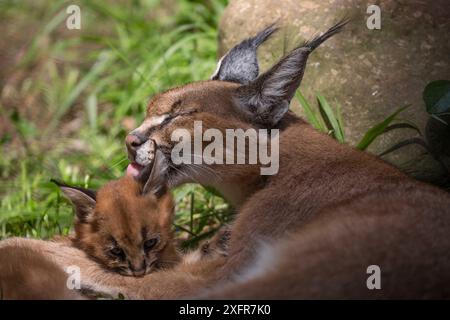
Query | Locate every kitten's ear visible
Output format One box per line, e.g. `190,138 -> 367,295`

142,149 -> 168,198
51,179 -> 96,223
234,20 -> 348,126
211,24 -> 278,84
157,193 -> 175,230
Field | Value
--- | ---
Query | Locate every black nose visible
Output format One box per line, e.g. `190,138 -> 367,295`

125,133 -> 146,156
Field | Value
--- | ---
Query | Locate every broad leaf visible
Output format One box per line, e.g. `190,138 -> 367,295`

423,80 -> 450,115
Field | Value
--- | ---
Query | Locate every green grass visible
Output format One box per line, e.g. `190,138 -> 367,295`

0,0 -> 230,246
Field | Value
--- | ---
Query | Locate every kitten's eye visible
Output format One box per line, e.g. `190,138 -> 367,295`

109,247 -> 125,259
144,238 -> 158,252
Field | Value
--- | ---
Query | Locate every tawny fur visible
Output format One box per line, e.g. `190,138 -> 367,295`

202,184 -> 450,299
0,236 -> 227,299
0,238 -> 84,300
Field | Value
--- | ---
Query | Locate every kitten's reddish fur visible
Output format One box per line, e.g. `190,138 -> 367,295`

69,176 -> 179,276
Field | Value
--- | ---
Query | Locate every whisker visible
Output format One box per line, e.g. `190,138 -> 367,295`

185,153 -> 223,180
109,157 -> 128,169
190,164 -> 222,181
185,165 -> 216,183
169,164 -> 202,185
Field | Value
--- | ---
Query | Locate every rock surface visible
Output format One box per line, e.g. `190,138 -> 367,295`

218,0 -> 450,166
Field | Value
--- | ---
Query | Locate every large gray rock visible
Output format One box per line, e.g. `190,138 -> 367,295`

218,0 -> 450,166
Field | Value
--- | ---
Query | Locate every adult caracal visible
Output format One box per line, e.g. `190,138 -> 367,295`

122,19 -> 450,298
2,20 -> 450,299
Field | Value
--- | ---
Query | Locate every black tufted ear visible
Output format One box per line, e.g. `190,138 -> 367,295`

234,20 -> 349,127
211,24 -> 278,84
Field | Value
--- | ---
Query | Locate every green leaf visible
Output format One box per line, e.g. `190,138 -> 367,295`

335,102 -> 346,142
423,80 -> 450,115
378,138 -> 430,157
357,105 -> 410,150
203,186 -> 224,198
384,122 -> 422,136
431,114 -> 449,126
295,91 -> 326,132
317,93 -> 345,143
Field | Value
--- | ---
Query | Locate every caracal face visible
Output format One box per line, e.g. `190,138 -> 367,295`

56,154 -> 178,277
79,177 -> 175,277
126,80 -> 257,187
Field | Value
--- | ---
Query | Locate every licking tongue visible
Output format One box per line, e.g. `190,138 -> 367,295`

126,162 -> 144,177
126,139 -> 156,177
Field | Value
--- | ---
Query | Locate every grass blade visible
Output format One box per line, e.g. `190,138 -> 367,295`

336,102 -> 346,142
384,122 -> 421,136
296,91 -> 325,131
317,93 -> 345,143
43,52 -> 112,136
356,105 -> 411,150
378,138 -> 430,157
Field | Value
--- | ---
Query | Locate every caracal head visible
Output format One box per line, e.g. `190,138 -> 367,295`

54,151 -> 177,277
125,21 -> 348,193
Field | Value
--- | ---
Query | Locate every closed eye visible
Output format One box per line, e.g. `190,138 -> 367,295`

160,114 -> 177,126
158,110 -> 197,128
